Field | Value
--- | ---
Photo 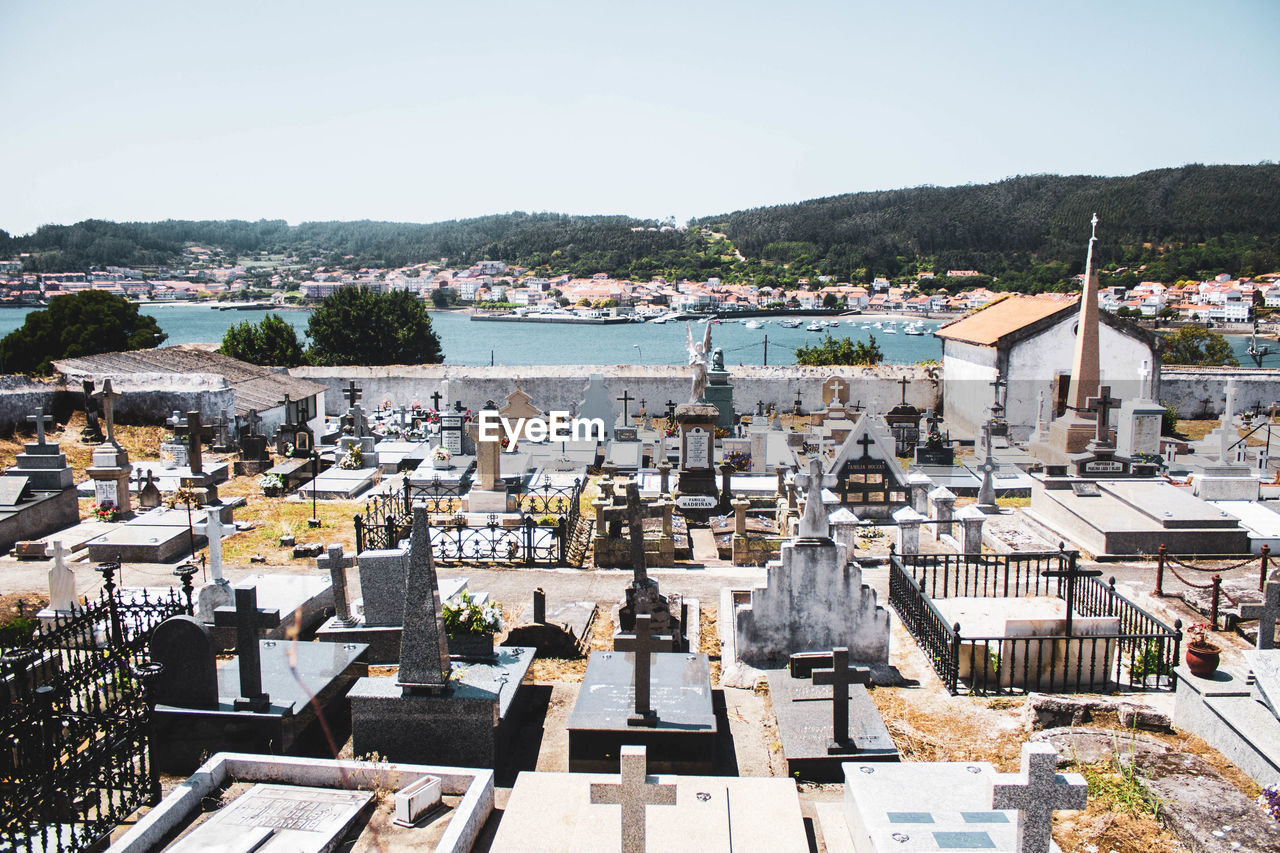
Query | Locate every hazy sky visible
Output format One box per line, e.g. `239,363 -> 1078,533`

3,1 -> 1277,235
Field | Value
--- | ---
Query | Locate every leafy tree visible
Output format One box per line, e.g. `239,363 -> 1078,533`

822,292 -> 840,308
307,287 -> 443,366
220,313 -> 305,367
1160,325 -> 1239,366
794,334 -> 883,366
0,290 -> 166,375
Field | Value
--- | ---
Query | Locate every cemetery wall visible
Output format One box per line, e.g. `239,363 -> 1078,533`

289,364 -> 941,418
1158,367 -> 1280,417
0,374 -> 234,433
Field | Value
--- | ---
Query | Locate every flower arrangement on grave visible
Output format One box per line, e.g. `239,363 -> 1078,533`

499,434 -> 514,451
432,445 -> 451,464
442,591 -> 503,636
338,445 -> 364,470
1258,784 -> 1280,821
724,450 -> 752,472
92,501 -> 119,522
1184,622 -> 1221,677
662,417 -> 677,437
715,426 -> 731,439
283,441 -> 299,458
924,427 -> 946,450
257,472 -> 284,492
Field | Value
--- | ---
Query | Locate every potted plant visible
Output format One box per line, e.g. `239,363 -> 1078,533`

1185,622 -> 1221,677
432,445 -> 453,470
443,591 -> 502,660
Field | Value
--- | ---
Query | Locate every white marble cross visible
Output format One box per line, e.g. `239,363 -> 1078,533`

1241,580 -> 1280,650
1221,379 -> 1237,463
991,743 -> 1087,853
794,457 -> 837,540
205,508 -> 225,583
589,745 -> 677,853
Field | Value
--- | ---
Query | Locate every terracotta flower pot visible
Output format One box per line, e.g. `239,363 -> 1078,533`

1185,642 -> 1221,677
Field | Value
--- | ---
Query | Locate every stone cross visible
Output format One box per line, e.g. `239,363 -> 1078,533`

205,508 -> 225,582
991,742 -> 1088,853
277,394 -> 298,425
1241,579 -> 1280,650
1138,359 -> 1152,400
184,411 -> 204,476
589,744 -> 677,853
795,457 -> 837,540
430,390 -> 443,411
47,540 -> 75,612
855,432 -> 876,459
213,585 -> 281,713
93,379 -> 122,445
344,380 -> 363,410
1221,379 -> 1238,463
245,408 -> 262,436
811,646 -> 871,752
617,390 -> 634,425
664,400 -> 676,423
628,612 -> 658,726
626,482 -> 648,586
316,544 -> 357,627
1085,385 -> 1119,445
976,420 -> 998,510
27,407 -> 53,446
898,375 -> 910,404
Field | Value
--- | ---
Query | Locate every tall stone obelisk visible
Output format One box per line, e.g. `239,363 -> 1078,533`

1045,213 -> 1103,456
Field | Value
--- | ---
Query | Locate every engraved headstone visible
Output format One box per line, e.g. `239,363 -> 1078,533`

166,783 -> 373,853
149,615 -> 219,709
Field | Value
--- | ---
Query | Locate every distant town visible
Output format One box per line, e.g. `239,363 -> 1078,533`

2,243 -> 1278,327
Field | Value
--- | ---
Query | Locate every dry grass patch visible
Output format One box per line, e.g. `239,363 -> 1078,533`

218,484 -> 363,566
869,689 -> 1026,766
0,415 -> 167,482
1175,419 -> 1217,442
525,608 -> 614,683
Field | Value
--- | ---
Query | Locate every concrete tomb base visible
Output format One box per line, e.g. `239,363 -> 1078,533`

348,646 -> 534,769
489,771 -> 810,853
566,650 -> 716,774
152,640 -> 368,773
1173,657 -> 1280,787
766,667 -> 899,782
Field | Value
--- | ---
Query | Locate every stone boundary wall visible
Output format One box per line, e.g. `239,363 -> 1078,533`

1159,368 -> 1280,417
0,373 -> 233,435
288,364 -> 943,418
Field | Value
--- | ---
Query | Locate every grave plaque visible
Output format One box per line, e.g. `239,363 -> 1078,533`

683,427 -> 709,468
440,413 -> 464,456
167,783 -> 373,853
94,478 -> 118,506
0,477 -> 30,506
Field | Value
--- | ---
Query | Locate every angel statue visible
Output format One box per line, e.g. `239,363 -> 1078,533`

686,321 -> 713,403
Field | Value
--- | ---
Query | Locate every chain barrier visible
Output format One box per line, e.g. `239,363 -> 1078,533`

1166,553 -> 1258,573
1165,564 -> 1219,590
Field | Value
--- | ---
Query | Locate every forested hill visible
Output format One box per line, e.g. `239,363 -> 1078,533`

695,165 -> 1280,286
3,164 -> 1279,287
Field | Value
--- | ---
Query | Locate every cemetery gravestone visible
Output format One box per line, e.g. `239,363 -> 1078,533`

149,615 -> 219,710
166,784 -> 373,853
991,743 -> 1088,853
589,745 -> 677,853
214,585 -> 282,712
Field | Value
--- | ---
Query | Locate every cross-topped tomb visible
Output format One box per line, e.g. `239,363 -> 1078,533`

991,742 -> 1088,853
213,584 -> 282,712
589,744 -> 677,853
811,646 -> 871,753
628,613 -> 658,727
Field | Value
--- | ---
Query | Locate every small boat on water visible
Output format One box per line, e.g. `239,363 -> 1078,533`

904,323 -> 925,336
780,319 -> 802,329
883,326 -> 898,334
806,322 -> 824,332
744,320 -> 763,330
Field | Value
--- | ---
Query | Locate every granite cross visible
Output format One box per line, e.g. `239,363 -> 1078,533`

1040,550 -> 1102,636
454,400 -> 465,413
589,744 -> 676,853
757,400 -> 765,416
184,411 -> 205,476
1085,385 -> 1119,445
856,432 -> 876,459
316,544 -> 357,627
213,585 -> 281,712
617,390 -> 634,425
628,612 -> 658,727
277,394 -> 298,425
245,408 -> 262,436
926,410 -> 943,431
344,380 -> 363,410
626,481 -> 648,586
898,375 -> 910,405
991,742 -> 1088,853
1240,579 -> 1280,650
811,646 -> 871,753
93,379 -> 122,445
430,390 -> 443,411
27,407 -> 53,446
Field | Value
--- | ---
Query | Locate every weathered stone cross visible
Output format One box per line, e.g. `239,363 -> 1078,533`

811,646 -> 870,753
344,380 -> 363,410
214,584 -> 281,712
628,612 -> 658,727
184,411 -> 205,476
245,408 -> 262,436
589,744 -> 676,853
316,544 -> 357,627
93,379 -> 122,445
27,407 -> 53,446
991,742 -> 1088,853
1085,385 -> 1120,445
430,390 -> 443,411
1241,578 -> 1280,650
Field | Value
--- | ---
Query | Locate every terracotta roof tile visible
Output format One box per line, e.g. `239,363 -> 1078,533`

934,294 -> 1079,347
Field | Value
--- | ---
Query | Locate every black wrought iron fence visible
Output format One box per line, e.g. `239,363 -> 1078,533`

1,588 -> 186,853
889,551 -> 1181,696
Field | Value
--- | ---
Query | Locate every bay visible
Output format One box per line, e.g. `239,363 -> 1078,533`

0,302 -> 1271,368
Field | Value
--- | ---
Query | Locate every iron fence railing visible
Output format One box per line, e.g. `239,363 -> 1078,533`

889,551 -> 1181,696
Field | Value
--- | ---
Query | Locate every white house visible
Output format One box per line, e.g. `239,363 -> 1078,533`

935,295 -> 1160,441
